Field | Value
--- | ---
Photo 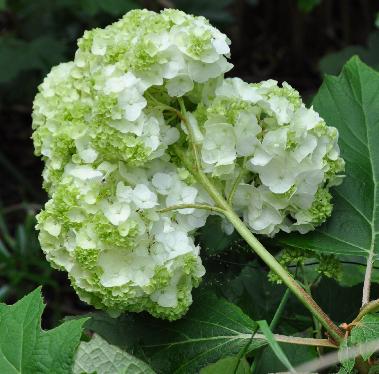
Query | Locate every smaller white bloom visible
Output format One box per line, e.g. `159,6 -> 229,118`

132,184 -> 158,209
91,36 -> 107,56
266,96 -> 293,125
65,164 -> 103,181
102,201 -> 131,226
104,72 -> 139,94
202,120 -> 236,168
152,173 -> 173,195
216,78 -> 263,103
166,74 -> 194,97
166,184 -> 198,214
118,87 -> 147,121
44,217 -> 61,236
234,111 -> 261,156
253,156 -> 298,194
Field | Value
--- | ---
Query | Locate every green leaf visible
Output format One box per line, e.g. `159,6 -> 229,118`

0,36 -> 66,83
0,0 -> 6,10
199,216 -> 240,254
81,312 -> 132,349
253,343 -> 317,374
339,256 -> 379,287
256,321 -> 295,373
73,334 -> 155,374
337,315 -> 379,373
127,292 -> 266,373
338,339 -> 355,374
0,287 -> 87,374
142,294 -> 266,373
350,314 -> 379,360
278,57 -> 379,262
222,262 -> 287,321
199,356 -> 250,374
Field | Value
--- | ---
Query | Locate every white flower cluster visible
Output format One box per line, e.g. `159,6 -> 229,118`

32,9 -> 343,319
195,78 -> 344,235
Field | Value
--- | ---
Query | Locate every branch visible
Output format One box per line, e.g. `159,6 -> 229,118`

174,100 -> 345,344
227,157 -> 247,205
157,204 -> 225,214
362,249 -> 375,306
351,299 -> 379,326
257,334 -> 337,348
177,97 -> 202,173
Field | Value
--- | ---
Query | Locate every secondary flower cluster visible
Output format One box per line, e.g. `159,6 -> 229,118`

195,77 -> 344,235
32,9 -> 343,319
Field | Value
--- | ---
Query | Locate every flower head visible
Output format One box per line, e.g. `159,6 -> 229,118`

33,9 -> 343,319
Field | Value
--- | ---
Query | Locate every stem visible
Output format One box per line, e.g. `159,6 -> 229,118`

227,158 -> 247,205
175,144 -> 343,343
174,102 -> 344,344
225,210 -> 344,343
351,299 -> 379,325
234,326 -> 259,374
157,204 -> 225,214
251,288 -> 292,373
362,249 -> 375,306
255,333 -> 337,348
301,264 -> 323,356
270,288 -> 291,331
177,97 -> 202,171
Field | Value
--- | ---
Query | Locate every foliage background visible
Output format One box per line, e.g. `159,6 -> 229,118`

1,0 -> 379,364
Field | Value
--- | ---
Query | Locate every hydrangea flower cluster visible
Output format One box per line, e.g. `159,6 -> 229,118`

32,9 -> 343,319
196,77 -> 344,235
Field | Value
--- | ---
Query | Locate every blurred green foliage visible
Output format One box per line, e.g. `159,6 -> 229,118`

0,205 -> 54,300
319,31 -> 379,76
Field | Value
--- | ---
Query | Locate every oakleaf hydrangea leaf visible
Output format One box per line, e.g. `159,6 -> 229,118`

0,287 -> 87,374
279,57 -> 379,260
350,314 -> 379,360
337,339 -> 355,374
73,334 -> 155,374
336,314 -> 379,373
129,293 -> 266,374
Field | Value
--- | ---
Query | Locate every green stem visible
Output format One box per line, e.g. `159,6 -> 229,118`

157,203 -> 225,214
175,144 -> 343,343
234,326 -> 259,374
270,288 -> 291,331
251,288 -> 291,373
172,100 -> 344,345
351,299 -> 379,325
301,264 -> 323,356
227,157 -> 247,205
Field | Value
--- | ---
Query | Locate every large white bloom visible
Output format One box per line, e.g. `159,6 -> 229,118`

32,9 -> 343,321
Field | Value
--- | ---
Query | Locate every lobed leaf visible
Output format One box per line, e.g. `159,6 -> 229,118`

0,288 -> 87,373
73,334 -> 155,374
350,314 -> 379,360
90,292 -> 267,374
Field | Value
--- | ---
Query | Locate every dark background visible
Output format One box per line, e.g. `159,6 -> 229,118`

1,0 -> 379,326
